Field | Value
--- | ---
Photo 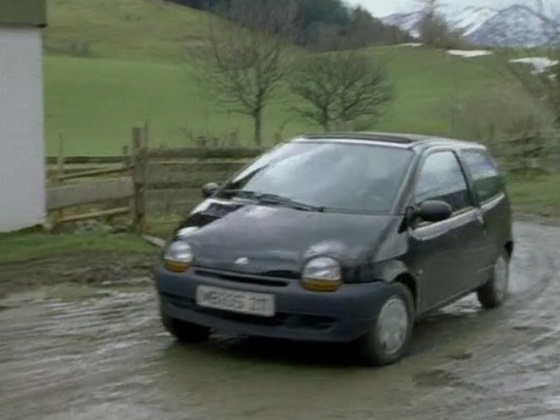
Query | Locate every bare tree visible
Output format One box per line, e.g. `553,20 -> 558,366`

414,0 -> 469,48
188,0 -> 297,146
416,0 -> 448,46
417,0 -> 442,18
288,50 -> 395,131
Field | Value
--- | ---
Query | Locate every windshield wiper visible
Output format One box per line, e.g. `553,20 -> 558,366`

218,189 -> 324,212
217,189 -> 260,199
254,193 -> 324,212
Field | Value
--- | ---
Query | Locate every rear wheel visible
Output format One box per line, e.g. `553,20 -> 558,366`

354,283 -> 414,366
477,250 -> 510,309
160,304 -> 210,343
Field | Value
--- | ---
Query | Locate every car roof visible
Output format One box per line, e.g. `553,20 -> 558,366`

294,131 -> 487,152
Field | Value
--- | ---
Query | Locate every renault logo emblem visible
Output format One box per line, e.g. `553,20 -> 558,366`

234,257 -> 249,266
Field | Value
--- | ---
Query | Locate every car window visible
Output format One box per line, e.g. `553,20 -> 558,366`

462,150 -> 503,202
216,141 -> 414,213
414,151 -> 472,213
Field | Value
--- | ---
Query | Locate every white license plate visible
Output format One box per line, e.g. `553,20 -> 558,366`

195,285 -> 275,317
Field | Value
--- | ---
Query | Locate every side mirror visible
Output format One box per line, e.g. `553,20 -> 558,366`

201,182 -> 220,198
413,200 -> 453,223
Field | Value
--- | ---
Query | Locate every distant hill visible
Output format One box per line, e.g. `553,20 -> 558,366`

467,5 -> 558,48
44,0 -> 218,62
166,0 -> 412,51
381,4 -> 559,47
45,0 -> 411,63
42,0 -> 520,156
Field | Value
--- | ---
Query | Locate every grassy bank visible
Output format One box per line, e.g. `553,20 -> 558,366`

0,231 -> 156,265
507,175 -> 560,218
44,48 -> 510,156
43,0 -> 517,155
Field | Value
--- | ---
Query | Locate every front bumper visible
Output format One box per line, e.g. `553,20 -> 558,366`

154,264 -> 393,343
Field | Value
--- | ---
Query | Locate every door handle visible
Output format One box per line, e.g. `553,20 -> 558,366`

475,211 -> 486,227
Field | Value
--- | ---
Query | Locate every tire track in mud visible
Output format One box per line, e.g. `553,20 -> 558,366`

401,222 -> 560,418
1,221 -> 560,420
0,285 -> 167,420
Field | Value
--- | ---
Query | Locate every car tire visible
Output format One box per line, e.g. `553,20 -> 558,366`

160,305 -> 210,343
477,250 -> 510,309
355,282 -> 415,367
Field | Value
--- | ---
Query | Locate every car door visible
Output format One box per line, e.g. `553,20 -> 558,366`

459,149 -> 508,282
406,149 -> 488,312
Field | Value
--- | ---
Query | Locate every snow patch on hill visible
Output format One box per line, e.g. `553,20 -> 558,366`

510,57 -> 559,74
447,49 -> 493,58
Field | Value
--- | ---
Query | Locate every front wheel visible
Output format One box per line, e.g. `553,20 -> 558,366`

160,305 -> 211,343
354,283 -> 414,366
477,250 -> 510,309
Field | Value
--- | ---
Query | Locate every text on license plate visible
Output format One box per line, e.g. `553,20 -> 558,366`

195,285 -> 275,317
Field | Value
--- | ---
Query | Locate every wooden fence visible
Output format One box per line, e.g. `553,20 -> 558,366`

144,147 -> 263,216
45,129 -> 560,233
45,127 -> 148,232
45,128 -> 262,233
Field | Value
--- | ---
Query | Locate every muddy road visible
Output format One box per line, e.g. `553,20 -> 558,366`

1,220 -> 560,420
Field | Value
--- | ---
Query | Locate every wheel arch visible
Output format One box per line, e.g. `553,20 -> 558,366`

372,259 -> 419,309
392,273 -> 418,309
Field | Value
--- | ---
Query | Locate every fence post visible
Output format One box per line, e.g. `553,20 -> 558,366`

131,127 -> 147,234
141,125 -> 149,231
51,135 -> 66,231
123,145 -> 135,230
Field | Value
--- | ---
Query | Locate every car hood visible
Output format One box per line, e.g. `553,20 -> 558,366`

175,199 -> 403,277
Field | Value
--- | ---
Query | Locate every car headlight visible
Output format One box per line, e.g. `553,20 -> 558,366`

163,241 -> 194,272
301,256 -> 342,292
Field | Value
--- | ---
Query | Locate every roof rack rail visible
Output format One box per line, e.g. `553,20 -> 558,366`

300,132 -> 417,144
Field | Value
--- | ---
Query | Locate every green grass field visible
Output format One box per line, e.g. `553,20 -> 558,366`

43,0 -> 518,156
0,231 -> 154,265
507,175 -> 560,217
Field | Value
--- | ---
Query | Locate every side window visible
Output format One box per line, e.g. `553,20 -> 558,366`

414,151 -> 472,213
462,150 -> 503,203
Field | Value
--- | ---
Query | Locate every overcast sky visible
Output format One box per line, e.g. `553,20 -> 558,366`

347,0 -> 541,17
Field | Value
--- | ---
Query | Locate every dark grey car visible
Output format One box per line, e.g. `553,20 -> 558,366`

153,132 -> 514,366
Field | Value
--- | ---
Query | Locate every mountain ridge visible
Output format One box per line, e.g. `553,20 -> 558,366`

381,3 -> 559,47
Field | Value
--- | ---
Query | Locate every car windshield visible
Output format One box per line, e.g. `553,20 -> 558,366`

215,140 -> 414,213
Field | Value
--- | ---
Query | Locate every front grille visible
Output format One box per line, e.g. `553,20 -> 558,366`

194,268 -> 291,287
263,270 -> 300,280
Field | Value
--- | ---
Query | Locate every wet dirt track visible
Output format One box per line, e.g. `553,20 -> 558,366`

1,221 -> 560,420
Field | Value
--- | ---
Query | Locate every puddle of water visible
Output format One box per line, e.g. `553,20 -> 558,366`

95,340 -> 142,356
41,402 -> 165,420
99,276 -> 153,289
447,351 -> 473,361
0,285 -> 111,310
46,284 -> 111,301
544,395 -> 560,408
1,289 -> 48,304
498,373 -> 554,393
413,369 -> 458,387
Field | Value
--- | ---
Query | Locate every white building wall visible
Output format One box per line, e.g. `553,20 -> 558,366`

0,26 -> 45,232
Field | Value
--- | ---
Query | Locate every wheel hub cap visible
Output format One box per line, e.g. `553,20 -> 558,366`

377,297 -> 409,355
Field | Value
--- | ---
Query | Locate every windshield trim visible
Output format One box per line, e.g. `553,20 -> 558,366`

224,196 -> 401,216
